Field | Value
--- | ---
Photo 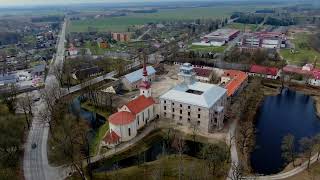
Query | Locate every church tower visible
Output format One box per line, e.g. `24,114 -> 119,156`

178,63 -> 196,85
139,54 -> 152,97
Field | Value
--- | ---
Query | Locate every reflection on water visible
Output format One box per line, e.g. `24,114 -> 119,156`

251,89 -> 320,175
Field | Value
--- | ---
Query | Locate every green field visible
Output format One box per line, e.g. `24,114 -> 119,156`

225,23 -> 259,32
189,45 -> 226,53
68,5 -> 280,32
280,33 -> 320,67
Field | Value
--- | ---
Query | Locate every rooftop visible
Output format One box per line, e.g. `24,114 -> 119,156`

125,95 -> 155,114
104,130 -> 120,144
160,81 -> 227,108
124,66 -> 156,83
222,70 -> 248,97
204,29 -> 239,39
108,111 -> 136,125
194,68 -> 213,78
250,65 -> 279,76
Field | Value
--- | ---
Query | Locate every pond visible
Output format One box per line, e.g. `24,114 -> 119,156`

251,88 -> 320,175
91,133 -> 204,172
69,96 -> 106,130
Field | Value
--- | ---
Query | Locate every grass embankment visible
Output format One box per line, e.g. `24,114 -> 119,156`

93,129 -> 229,180
280,33 -> 320,67
189,45 -> 226,53
285,161 -> 320,180
93,155 -> 228,180
0,102 -> 26,180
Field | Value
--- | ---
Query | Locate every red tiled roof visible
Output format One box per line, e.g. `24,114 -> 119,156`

223,70 -> 248,97
126,95 -> 155,114
313,70 -> 320,80
104,130 -> 120,144
194,68 -> 213,78
283,65 -> 313,76
108,111 -> 135,125
250,65 -> 279,76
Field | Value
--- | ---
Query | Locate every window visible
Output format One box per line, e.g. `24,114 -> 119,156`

128,128 -> 131,136
164,106 -> 166,110
215,111 -> 218,115
188,112 -> 190,116
180,116 -> 182,120
198,114 -> 200,118
164,112 -> 167,116
215,118 -> 217,123
197,121 -> 200,125
180,104 -> 182,107
188,106 -> 190,109
188,118 -> 190,122
180,110 -> 182,114
172,108 -> 175,112
164,100 -> 166,104
138,119 -> 139,125
172,114 -> 175,119
172,103 -> 174,106
198,108 -> 201,111
143,91 -> 144,93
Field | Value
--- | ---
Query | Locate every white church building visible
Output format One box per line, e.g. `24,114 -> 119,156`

103,63 -> 156,147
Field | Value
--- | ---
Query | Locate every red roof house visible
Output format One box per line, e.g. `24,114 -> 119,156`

250,65 -> 279,76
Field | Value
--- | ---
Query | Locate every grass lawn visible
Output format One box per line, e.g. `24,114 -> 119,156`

68,4 -> 279,32
90,122 -> 109,156
93,155 -> 228,180
189,45 -> 226,53
280,33 -> 320,67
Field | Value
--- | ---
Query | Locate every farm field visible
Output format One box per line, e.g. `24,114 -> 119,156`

280,33 -> 320,67
189,45 -> 226,53
68,4 -> 283,32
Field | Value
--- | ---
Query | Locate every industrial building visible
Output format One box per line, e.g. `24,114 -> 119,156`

238,32 -> 286,49
193,28 -> 240,47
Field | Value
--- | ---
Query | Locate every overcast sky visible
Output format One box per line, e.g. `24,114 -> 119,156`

0,0 -> 192,6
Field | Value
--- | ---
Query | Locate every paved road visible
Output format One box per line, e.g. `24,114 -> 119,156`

23,19 -> 69,180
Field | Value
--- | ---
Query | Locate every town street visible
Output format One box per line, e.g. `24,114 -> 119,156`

23,19 -> 69,180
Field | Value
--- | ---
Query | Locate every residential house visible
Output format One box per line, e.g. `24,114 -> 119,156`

122,66 -> 156,91
193,67 -> 214,83
249,65 -> 280,79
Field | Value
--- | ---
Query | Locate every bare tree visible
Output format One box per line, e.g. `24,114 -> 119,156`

299,137 -> 314,170
281,134 -> 297,167
17,94 -> 34,129
52,64 -> 64,86
313,133 -> 320,161
228,162 -> 243,180
171,135 -> 186,180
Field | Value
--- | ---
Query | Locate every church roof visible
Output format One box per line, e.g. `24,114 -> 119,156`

104,130 -> 120,144
126,95 -> 155,114
108,111 -> 136,125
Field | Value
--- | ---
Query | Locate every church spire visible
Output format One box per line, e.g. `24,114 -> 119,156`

139,51 -> 151,97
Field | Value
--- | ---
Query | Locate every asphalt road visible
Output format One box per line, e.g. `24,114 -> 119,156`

23,19 -> 69,180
